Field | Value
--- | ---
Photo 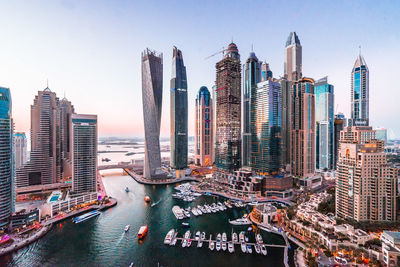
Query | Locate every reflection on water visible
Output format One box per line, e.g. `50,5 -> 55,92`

0,175 -> 296,267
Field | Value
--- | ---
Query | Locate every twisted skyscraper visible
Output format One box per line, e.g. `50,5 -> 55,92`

141,49 -> 164,179
170,46 -> 188,170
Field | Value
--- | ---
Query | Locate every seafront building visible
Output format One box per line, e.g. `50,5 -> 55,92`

290,78 -> 316,178
284,32 -> 302,82
0,87 -> 14,232
16,88 -> 70,188
141,48 -> 165,179
170,46 -> 188,170
242,51 -> 261,167
336,126 -> 397,222
195,86 -> 213,166
333,113 -> 346,169
349,52 -> 369,126
14,132 -> 27,169
250,79 -> 281,174
214,42 -> 241,171
315,77 -> 334,170
70,114 -> 97,194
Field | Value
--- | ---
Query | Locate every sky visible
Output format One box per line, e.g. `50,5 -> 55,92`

0,0 -> 399,139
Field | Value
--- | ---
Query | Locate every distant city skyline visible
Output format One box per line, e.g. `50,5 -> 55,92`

1,1 -> 399,138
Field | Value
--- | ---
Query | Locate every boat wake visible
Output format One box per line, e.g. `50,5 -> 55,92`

151,198 -> 162,207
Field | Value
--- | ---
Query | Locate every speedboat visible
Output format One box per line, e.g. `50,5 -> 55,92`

124,225 -> 130,232
216,241 -> 221,251
239,232 -> 245,243
209,240 -> 215,251
197,238 -> 203,248
247,244 -> 253,254
125,187 -> 130,192
187,239 -> 192,247
232,232 -> 238,243
254,244 -> 261,254
241,242 -> 247,253
256,234 -> 263,244
228,241 -> 234,253
184,230 -> 191,239
182,222 -> 190,227
170,232 -> 178,246
216,233 -> 221,251
195,231 -> 200,241
222,233 -> 227,242
164,229 -> 175,245
182,239 -> 187,248
137,225 -> 148,240
196,207 -> 203,215
222,241 -> 227,251
184,210 -> 191,218
261,245 -> 267,256
192,208 -> 198,216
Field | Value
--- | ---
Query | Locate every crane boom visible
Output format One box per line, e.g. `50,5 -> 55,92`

205,47 -> 226,60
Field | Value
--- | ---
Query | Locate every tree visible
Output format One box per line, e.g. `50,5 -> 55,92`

324,249 -> 333,257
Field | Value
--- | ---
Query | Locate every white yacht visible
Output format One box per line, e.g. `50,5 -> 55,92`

192,208 -> 199,216
261,245 -> 267,256
232,232 -> 238,243
164,229 -> 175,245
254,244 -> 261,254
216,234 -> 221,251
247,244 -> 253,254
222,233 -> 227,242
196,207 -> 203,215
256,234 -> 263,244
124,225 -> 130,232
172,206 -> 184,220
241,242 -> 247,253
201,232 -> 206,240
195,231 -> 200,241
239,232 -> 245,243
209,239 -> 215,251
184,230 -> 191,239
228,241 -> 234,253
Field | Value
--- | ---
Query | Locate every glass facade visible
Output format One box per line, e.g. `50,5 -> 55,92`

170,46 -> 188,170
242,52 -> 261,167
250,80 -> 281,174
350,55 -> 369,126
195,87 -> 213,166
0,87 -> 14,231
315,77 -> 334,170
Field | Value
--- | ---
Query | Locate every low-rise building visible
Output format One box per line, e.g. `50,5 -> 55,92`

251,203 -> 278,225
381,231 -> 400,267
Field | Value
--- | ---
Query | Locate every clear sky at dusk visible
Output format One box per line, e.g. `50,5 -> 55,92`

1,0 -> 399,138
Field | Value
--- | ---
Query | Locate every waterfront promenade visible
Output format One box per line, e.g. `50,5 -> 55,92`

124,169 -> 201,185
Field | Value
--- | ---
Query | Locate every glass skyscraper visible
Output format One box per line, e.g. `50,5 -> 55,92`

284,32 -> 302,82
350,53 -> 369,126
170,46 -> 188,170
0,87 -> 14,231
195,86 -> 213,166
315,77 -> 334,170
215,42 -> 241,171
250,80 -> 281,174
14,132 -> 27,169
71,114 -> 97,194
141,48 -> 164,179
242,51 -> 261,167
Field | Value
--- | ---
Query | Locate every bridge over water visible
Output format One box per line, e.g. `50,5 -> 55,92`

98,163 -> 141,171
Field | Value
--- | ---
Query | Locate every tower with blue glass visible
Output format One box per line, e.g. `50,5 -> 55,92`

195,86 -> 213,166
0,87 -> 14,231
315,77 -> 334,170
350,52 -> 369,126
242,51 -> 261,167
170,46 -> 188,170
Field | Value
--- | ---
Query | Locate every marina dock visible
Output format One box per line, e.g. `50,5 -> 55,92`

172,237 -> 287,248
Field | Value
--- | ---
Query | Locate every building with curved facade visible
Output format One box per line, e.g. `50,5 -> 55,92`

0,87 -> 14,231
195,86 -> 213,166
141,48 -> 165,179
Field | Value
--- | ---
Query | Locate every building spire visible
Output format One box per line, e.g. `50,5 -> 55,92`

359,45 -> 361,56
251,44 -> 253,52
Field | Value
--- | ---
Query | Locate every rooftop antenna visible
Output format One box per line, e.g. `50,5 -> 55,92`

251,44 -> 254,52
46,79 -> 49,88
359,45 -> 361,56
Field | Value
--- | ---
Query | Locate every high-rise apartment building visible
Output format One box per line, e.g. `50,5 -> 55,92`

315,77 -> 334,170
250,80 -> 281,174
290,78 -> 315,177
336,126 -> 397,222
284,32 -> 302,82
280,78 -> 292,168
195,86 -> 213,166
59,97 -> 75,178
242,51 -> 261,167
71,114 -> 97,194
16,88 -> 65,187
261,61 -> 272,81
334,113 -> 346,169
14,132 -> 27,169
141,48 -> 164,179
349,53 -> 369,126
170,46 -> 188,170
0,87 -> 14,231
215,42 -> 241,171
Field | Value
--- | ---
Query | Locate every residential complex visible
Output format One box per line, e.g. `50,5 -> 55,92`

336,126 -> 397,222
141,48 -> 164,179
14,132 -> 27,169
195,86 -> 213,166
214,42 -> 241,171
0,87 -> 14,231
71,114 -> 97,194
315,77 -> 334,170
290,78 -> 315,177
170,46 -> 188,170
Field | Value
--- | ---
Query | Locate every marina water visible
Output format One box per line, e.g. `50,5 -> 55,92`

1,175 -> 296,266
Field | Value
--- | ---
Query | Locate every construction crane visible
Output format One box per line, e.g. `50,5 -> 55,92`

204,47 -> 227,60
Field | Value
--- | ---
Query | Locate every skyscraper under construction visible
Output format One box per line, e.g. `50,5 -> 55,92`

215,42 -> 241,171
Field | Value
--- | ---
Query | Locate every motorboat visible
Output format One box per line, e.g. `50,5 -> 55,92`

239,232 -> 245,243
124,225 -> 130,232
232,232 -> 238,243
228,241 -> 234,253
247,226 -> 253,232
182,222 -> 190,227
125,187 -> 130,193
182,239 -> 187,248
196,207 -> 203,215
192,208 -> 199,216
137,225 -> 148,240
164,229 -> 175,245
172,206 -> 184,220
256,234 -> 263,244
241,242 -> 247,253
254,244 -> 261,254
216,234 -> 221,251
245,236 -> 249,242
209,240 -> 215,251
222,241 -> 227,251
144,196 -> 151,202
170,232 -> 178,246
222,233 -> 227,242
247,244 -> 253,254
229,217 -> 251,226
184,230 -> 191,239
195,231 -> 200,241
184,210 -> 191,218
187,239 -> 192,247
201,232 -> 206,240
261,244 -> 267,256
